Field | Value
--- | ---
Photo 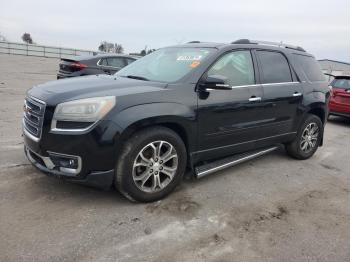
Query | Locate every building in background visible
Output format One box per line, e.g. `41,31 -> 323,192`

318,59 -> 350,82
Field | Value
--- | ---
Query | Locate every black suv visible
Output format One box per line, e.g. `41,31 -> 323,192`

57,54 -> 138,79
23,39 -> 330,202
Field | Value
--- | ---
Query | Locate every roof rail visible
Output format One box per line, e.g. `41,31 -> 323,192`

187,41 -> 201,43
231,39 -> 306,52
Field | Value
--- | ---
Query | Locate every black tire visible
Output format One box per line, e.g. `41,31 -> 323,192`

115,126 -> 187,202
286,114 -> 323,160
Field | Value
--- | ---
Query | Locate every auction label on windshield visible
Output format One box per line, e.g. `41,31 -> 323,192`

177,55 -> 203,61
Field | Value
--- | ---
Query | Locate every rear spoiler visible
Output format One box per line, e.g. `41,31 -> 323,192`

325,74 -> 350,80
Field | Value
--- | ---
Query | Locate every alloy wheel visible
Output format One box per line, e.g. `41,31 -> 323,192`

132,141 -> 178,193
300,122 -> 319,153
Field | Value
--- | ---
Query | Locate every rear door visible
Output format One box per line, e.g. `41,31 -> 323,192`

254,50 -> 303,143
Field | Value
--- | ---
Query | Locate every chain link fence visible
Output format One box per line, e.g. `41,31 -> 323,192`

0,41 -> 101,59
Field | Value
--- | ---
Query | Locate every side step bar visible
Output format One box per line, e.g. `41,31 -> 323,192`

195,146 -> 279,178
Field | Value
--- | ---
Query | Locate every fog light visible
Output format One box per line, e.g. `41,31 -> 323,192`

48,152 -> 80,170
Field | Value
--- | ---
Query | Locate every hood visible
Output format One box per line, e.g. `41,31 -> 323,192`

27,75 -> 167,105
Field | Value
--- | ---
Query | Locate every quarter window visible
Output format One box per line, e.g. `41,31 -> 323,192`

207,50 -> 255,86
294,54 -> 325,82
99,58 -> 108,66
257,51 -> 292,83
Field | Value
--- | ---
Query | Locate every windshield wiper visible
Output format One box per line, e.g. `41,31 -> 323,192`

124,75 -> 150,81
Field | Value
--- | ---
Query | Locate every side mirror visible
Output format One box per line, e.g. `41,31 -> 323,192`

198,75 -> 231,91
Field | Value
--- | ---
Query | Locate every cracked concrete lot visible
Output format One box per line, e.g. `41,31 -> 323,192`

1,54 -> 350,262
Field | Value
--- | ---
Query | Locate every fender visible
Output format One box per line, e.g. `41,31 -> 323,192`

111,102 -> 198,158
299,91 -> 329,146
302,91 -> 329,122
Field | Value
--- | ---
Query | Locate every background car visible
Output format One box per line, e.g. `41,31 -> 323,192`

57,54 -> 139,79
329,75 -> 350,118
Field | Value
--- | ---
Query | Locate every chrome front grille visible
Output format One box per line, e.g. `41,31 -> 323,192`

23,96 -> 46,141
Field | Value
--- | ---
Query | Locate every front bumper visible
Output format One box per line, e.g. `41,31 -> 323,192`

23,116 -> 123,189
25,145 -> 114,189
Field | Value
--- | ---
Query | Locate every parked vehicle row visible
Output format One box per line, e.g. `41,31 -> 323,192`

23,39 -> 330,202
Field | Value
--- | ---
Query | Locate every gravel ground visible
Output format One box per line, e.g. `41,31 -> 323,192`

1,54 -> 350,262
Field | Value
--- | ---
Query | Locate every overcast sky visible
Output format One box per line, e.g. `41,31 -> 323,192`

1,0 -> 349,61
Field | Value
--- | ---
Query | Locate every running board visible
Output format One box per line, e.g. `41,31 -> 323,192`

195,146 -> 279,178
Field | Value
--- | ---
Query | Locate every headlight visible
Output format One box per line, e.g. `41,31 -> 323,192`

51,96 -> 116,131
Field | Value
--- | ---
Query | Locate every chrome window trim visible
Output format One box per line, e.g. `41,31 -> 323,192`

208,82 -> 300,90
231,84 -> 260,89
261,81 -> 300,86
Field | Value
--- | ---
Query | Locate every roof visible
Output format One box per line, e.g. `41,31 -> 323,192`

318,59 -> 350,66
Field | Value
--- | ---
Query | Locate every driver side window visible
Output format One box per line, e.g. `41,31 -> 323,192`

207,50 -> 255,87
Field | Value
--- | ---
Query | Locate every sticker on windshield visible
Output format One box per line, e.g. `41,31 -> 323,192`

177,55 -> 203,61
190,60 -> 201,68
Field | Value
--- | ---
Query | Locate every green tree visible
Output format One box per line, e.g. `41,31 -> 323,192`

98,41 -> 114,52
114,43 -> 124,54
22,33 -> 33,44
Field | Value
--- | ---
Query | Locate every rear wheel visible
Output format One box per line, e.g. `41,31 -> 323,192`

286,114 -> 323,160
115,126 -> 187,202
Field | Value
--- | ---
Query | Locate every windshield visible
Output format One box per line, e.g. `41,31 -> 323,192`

116,47 -> 214,82
332,78 -> 350,90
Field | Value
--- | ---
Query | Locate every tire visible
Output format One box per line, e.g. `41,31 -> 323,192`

115,126 -> 187,202
286,114 -> 323,160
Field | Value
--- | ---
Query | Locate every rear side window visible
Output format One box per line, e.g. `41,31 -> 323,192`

331,78 -> 350,90
294,55 -> 325,82
257,51 -> 292,83
207,50 -> 255,86
107,58 -> 125,68
126,58 -> 136,65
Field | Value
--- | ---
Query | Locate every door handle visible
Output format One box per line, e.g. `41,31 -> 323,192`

293,92 -> 302,97
248,97 -> 262,102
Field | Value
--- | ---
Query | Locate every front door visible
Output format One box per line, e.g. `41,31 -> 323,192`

196,50 -> 265,161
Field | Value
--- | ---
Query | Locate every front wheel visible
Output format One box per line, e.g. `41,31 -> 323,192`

286,114 -> 323,160
115,126 -> 187,202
